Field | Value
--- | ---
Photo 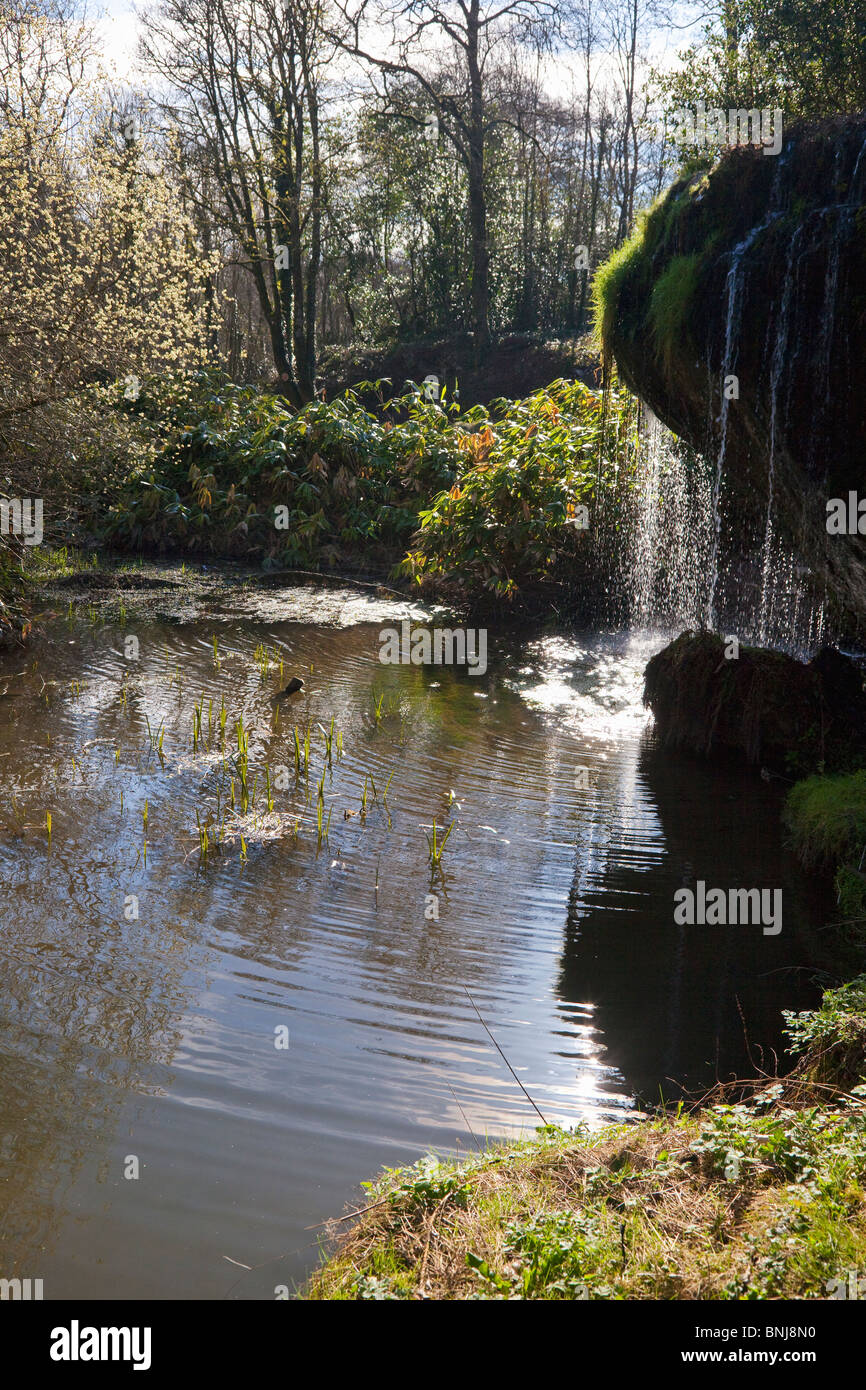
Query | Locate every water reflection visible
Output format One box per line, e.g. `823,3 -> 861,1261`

0,602 -> 838,1297
556,739 -> 836,1103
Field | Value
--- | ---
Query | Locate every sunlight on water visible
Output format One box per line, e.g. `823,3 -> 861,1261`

0,599 -> 829,1297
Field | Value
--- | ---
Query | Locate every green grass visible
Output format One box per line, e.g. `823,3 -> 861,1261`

304,980 -> 866,1300
590,158 -> 742,382
591,217 -> 649,361
305,1104 -> 866,1300
785,770 -> 866,869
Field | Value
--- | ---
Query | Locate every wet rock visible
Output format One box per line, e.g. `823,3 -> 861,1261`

643,631 -> 866,775
600,116 -> 866,632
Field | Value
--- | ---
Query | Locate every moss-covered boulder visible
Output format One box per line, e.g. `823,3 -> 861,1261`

594,116 -> 866,631
644,631 -> 866,775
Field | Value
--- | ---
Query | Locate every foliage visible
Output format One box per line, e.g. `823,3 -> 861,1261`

305,975 -> 866,1300
377,1154 -> 473,1209
834,866 -> 866,923
784,976 -> 866,1056
591,219 -> 650,361
784,771 -> 866,870
99,372 -> 638,600
402,380 -> 640,601
0,32 -> 215,432
654,0 -> 866,164
305,1089 -> 866,1300
101,371 -> 457,565
647,253 -> 703,375
591,173 -> 718,373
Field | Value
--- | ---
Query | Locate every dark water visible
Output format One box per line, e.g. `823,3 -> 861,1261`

0,587 -> 834,1298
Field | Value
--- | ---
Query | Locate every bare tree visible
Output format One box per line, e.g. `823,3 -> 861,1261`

332,0 -> 570,351
140,0 -> 333,404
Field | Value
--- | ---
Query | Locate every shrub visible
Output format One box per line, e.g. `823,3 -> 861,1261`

97,370 -> 639,600
103,370 -> 460,567
402,379 -> 640,601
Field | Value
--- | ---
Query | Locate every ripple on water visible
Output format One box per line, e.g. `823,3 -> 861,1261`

0,601 -> 827,1296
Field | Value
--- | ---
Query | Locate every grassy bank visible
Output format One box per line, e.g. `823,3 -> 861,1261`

785,772 -> 866,923
304,979 -> 866,1300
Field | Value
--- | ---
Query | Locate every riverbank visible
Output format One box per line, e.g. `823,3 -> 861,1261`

0,369 -> 646,637
304,977 -> 866,1300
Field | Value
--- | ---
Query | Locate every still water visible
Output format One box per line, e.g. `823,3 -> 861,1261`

0,583 -> 832,1297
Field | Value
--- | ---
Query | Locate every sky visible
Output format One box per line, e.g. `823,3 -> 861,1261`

93,0 -> 702,90
96,0 -> 139,80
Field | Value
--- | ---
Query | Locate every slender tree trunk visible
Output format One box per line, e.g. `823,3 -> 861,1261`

577,119 -> 607,326
615,0 -> 639,246
302,76 -> 321,397
466,1 -> 490,351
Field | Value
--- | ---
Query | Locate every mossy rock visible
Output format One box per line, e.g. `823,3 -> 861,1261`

592,115 -> 866,634
644,631 -> 866,776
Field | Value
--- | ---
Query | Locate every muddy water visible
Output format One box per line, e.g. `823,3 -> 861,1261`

0,583 -> 832,1298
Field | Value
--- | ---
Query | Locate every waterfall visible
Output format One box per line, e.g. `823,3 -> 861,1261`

707,221 -> 768,628
757,224 -> 802,643
629,411 -> 713,631
708,148 -> 796,631
750,128 -> 866,650
619,124 -> 866,653
627,410 -> 825,655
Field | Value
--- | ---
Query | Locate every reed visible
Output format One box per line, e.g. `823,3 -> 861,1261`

425,819 -> 454,874
234,718 -> 251,813
192,696 -> 205,751
319,717 -> 335,767
219,696 -> 227,746
253,642 -> 271,682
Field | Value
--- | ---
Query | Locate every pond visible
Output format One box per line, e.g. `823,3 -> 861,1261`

0,579 -> 833,1298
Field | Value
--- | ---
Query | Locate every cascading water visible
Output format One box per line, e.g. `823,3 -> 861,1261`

757,224 -> 802,644
706,147 -> 794,630
626,409 -> 824,655
606,118 -> 866,634
629,410 -> 713,631
680,133 -> 866,654
707,224 -> 763,630
750,132 -> 866,650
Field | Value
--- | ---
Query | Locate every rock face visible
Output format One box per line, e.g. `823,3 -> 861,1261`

644,632 -> 866,775
601,117 -> 866,633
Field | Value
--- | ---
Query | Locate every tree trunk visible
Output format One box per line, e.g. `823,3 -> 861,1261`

466,1 -> 490,352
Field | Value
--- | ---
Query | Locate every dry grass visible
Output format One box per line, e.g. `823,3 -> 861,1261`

303,1078 -> 866,1301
